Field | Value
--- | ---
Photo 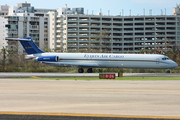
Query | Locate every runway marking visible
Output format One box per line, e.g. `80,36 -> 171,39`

30,76 -> 40,78
0,112 -> 180,119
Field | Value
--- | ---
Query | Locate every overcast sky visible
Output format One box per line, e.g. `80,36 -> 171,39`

1,0 -> 180,16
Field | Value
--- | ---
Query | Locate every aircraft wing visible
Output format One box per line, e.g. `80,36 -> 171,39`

42,62 -> 100,68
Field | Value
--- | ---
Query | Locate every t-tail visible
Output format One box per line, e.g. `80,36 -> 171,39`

5,37 -> 45,54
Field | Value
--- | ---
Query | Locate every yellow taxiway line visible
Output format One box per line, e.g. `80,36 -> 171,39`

0,112 -> 180,119
30,76 -> 40,78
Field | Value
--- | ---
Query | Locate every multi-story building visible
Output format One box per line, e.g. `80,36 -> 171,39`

0,5 -> 9,16
0,2 -> 56,54
0,5 -> 9,51
49,5 -> 86,52
49,4 -> 180,53
0,16 -> 8,50
1,3 -> 180,53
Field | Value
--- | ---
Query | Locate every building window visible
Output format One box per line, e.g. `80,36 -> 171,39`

178,22 -> 180,26
178,17 -> 180,21
177,36 -> 180,40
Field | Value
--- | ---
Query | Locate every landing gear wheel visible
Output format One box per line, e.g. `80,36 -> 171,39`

167,69 -> 170,73
78,68 -> 84,73
87,68 -> 93,73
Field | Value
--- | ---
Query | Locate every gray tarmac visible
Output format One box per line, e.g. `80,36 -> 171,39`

0,79 -> 180,118
0,73 -> 180,78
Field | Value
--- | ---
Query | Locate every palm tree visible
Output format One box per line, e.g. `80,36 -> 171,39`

1,47 -> 7,72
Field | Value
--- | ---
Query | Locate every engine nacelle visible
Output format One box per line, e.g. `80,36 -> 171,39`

34,56 -> 59,62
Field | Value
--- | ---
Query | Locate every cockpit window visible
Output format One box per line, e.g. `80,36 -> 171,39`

162,57 -> 170,60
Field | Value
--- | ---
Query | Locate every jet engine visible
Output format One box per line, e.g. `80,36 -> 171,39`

34,56 -> 59,62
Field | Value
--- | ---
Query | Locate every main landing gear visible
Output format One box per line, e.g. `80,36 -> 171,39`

78,68 -> 93,73
167,69 -> 170,73
78,68 -> 84,73
87,68 -> 92,73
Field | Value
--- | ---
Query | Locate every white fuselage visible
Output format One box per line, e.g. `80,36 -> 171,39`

27,53 -> 178,69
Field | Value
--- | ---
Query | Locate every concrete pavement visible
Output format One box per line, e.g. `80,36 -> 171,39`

1,73 -> 180,78
0,79 -> 180,117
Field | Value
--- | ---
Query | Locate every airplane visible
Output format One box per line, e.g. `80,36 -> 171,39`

6,37 -> 178,73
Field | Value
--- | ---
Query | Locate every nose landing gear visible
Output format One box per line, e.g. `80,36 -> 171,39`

167,69 -> 170,73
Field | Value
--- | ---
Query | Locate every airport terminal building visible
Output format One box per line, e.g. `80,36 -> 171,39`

49,4 -> 180,53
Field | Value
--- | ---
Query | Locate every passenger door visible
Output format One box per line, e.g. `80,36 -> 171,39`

156,58 -> 160,64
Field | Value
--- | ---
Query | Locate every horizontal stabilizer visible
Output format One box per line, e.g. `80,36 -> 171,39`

5,38 -> 31,41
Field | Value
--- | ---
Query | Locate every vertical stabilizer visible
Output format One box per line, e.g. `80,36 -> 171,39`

6,37 -> 45,54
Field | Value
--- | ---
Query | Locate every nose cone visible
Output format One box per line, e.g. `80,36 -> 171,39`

174,62 -> 178,68
168,60 -> 178,69
171,62 -> 178,68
